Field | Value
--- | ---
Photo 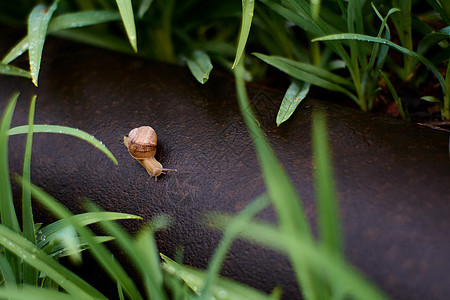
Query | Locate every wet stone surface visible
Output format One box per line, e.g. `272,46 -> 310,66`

1,30 -> 450,299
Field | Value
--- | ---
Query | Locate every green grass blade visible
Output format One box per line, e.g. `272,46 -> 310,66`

38,211 -> 141,248
28,1 -> 59,87
115,0 -> 137,52
380,71 -> 409,121
200,193 -> 271,296
276,81 -> 310,126
161,254 -> 275,299
0,223 -> 106,299
425,0 -> 450,25
232,0 -> 255,69
83,202 -> 168,300
2,37 -> 29,64
0,254 -> 18,290
8,124 -> 117,165
15,178 -> 143,300
0,285 -> 85,300
134,226 -> 169,300
234,60 -> 319,299
207,216 -> 389,300
418,27 -> 450,55
0,93 -> 21,284
254,53 -> 358,103
48,10 -> 121,33
312,111 -> 343,258
183,50 -> 213,84
22,95 -> 38,286
138,0 -> 155,18
0,62 -> 31,78
259,0 -> 322,36
312,33 -> 447,95
0,92 -> 21,233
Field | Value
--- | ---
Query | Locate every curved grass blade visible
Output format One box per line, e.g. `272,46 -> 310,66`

0,254 -> 17,291
0,224 -> 106,299
3,11 -> 122,65
16,179 -> 143,300
254,53 -> 358,103
28,1 -> 59,86
207,215 -> 389,300
138,0 -> 155,18
0,92 -> 21,233
0,92 -> 21,284
0,62 -> 31,78
2,37 -> 29,64
22,95 -> 38,286
276,81 -> 310,126
38,211 -> 142,248
312,34 -> 447,95
0,285 -> 84,300
232,0 -> 255,69
380,71 -> 410,121
8,124 -> 118,165
48,10 -> 121,33
84,202 -> 168,300
312,111 -> 343,259
234,60 -> 319,300
183,50 -> 213,84
418,26 -> 450,55
161,254 -> 275,299
115,0 -> 137,52
200,194 -> 271,296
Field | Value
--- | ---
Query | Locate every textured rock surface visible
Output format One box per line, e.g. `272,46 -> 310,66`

1,30 -> 450,299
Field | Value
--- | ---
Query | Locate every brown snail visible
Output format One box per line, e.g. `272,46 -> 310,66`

124,126 -> 177,181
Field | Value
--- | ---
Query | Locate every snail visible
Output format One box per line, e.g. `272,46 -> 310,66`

124,126 -> 177,181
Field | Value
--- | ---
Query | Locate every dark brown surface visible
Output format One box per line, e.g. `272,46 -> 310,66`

1,30 -> 450,299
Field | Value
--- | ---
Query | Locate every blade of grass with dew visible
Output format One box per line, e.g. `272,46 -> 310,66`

8,124 -> 117,165
232,0 -> 255,69
15,179 -> 143,300
200,193 -> 271,296
84,201 -> 168,300
2,37 -> 29,64
2,11 -> 122,65
234,60 -> 322,300
254,53 -> 358,103
161,254 -> 276,299
206,215 -> 389,300
0,224 -> 107,299
183,50 -> 213,84
0,285 -> 91,300
0,63 -> 31,78
312,34 -> 447,95
312,111 -> 343,258
276,81 -> 310,126
22,95 -> 38,286
380,71 -> 409,121
28,1 -> 59,86
38,211 -> 141,248
115,0 -> 137,52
